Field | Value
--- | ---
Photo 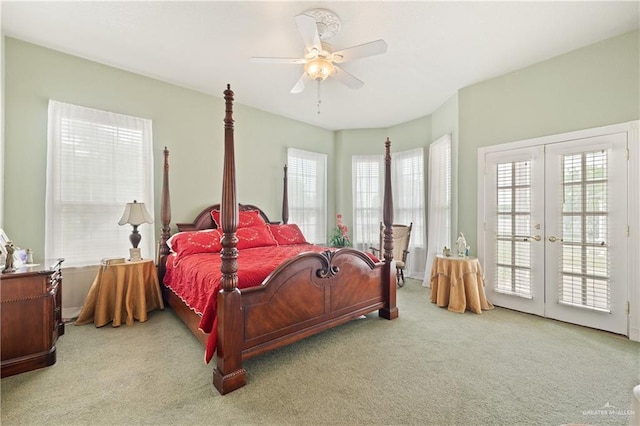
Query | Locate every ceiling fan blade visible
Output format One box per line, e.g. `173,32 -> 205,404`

290,72 -> 312,94
331,65 -> 364,89
250,57 -> 306,65
294,14 -> 322,52
332,39 -> 388,63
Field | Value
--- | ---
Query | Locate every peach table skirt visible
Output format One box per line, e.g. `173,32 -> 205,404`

76,259 -> 164,327
430,256 -> 494,314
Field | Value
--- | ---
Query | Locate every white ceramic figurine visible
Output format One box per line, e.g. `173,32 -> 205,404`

456,232 -> 467,257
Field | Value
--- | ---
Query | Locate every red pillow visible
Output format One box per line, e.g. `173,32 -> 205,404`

268,224 -> 308,245
236,226 -> 277,250
211,209 -> 267,229
166,229 -> 223,258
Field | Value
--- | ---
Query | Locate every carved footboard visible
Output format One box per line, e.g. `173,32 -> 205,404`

239,248 -> 391,359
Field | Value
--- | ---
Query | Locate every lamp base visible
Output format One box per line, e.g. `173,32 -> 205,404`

129,248 -> 142,262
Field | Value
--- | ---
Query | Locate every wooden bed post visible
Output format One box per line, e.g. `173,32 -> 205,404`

282,164 -> 289,224
157,147 -> 171,284
213,84 -> 246,395
379,138 -> 398,320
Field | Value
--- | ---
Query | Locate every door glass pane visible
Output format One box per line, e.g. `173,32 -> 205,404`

497,240 -> 512,264
559,150 -> 610,312
515,241 -> 530,268
497,189 -> 512,212
563,154 -> 582,182
515,188 -> 530,212
562,216 -> 582,242
494,160 -> 532,298
586,182 -> 607,212
498,215 -> 511,234
515,215 -> 530,235
563,184 -> 582,212
562,245 -> 582,274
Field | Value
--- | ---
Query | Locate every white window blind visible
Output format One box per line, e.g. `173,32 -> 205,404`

495,160 -> 533,298
559,150 -> 610,312
391,147 -> 426,278
352,148 -> 426,278
45,100 -> 154,267
286,148 -> 327,244
424,135 -> 451,285
352,155 -> 384,251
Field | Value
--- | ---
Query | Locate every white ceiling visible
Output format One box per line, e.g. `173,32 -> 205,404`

2,1 -> 639,130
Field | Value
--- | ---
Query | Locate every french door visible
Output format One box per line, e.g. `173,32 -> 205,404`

482,133 -> 628,334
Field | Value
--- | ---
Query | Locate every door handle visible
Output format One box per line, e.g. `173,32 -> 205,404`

548,236 -> 563,242
528,235 -> 541,242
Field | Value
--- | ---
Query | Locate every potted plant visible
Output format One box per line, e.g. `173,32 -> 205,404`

328,214 -> 352,247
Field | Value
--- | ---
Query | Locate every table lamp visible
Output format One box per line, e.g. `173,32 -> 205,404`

118,200 -> 153,261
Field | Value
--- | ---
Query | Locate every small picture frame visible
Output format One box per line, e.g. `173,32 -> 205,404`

129,248 -> 142,262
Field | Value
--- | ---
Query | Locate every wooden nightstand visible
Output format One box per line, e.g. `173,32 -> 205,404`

75,259 -> 164,327
1,259 -> 64,377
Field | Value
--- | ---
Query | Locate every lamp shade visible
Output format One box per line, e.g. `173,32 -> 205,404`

118,200 -> 153,226
304,57 -> 334,81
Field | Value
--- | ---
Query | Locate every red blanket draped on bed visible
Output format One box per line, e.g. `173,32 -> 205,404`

164,244 -> 378,363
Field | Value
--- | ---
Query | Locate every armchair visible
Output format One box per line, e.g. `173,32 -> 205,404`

370,222 -> 413,287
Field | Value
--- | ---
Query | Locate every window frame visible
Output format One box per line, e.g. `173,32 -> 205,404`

45,100 -> 155,267
286,147 -> 327,244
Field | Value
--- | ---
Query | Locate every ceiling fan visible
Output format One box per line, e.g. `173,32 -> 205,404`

250,8 -> 388,94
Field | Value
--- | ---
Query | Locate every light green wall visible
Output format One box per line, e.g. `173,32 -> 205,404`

3,37 -> 333,257
458,29 -> 639,252
431,93 -> 458,145
4,28 -> 638,260
387,116 -> 432,152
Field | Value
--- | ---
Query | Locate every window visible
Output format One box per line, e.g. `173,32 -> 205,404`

392,148 -> 425,246
559,150 -> 610,311
391,148 -> 426,277
425,135 -> 451,282
45,101 -> 154,267
352,148 -> 426,277
495,160 -> 532,297
352,155 -> 384,251
286,148 -> 327,244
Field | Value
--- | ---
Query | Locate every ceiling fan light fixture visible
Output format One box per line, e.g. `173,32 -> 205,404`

304,57 -> 334,81
250,8 -> 387,101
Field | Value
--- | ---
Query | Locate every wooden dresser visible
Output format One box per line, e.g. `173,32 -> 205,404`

1,259 -> 64,377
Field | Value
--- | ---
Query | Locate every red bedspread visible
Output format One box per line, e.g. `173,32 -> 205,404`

164,244 -> 367,363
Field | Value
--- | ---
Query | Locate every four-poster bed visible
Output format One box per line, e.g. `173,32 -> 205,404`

157,85 -> 398,395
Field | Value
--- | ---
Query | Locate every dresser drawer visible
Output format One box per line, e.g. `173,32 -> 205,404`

1,259 -> 64,377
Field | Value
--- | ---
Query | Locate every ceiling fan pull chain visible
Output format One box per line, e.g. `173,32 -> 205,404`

316,79 -> 322,114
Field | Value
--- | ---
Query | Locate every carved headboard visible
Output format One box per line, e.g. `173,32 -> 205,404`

175,204 -> 275,232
